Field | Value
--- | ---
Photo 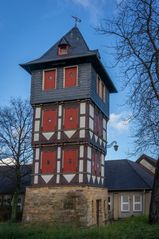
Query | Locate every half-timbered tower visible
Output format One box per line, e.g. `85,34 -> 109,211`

21,26 -> 117,226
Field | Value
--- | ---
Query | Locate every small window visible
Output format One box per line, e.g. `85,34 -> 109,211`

96,76 -> 106,102
121,195 -> 130,212
43,69 -> 56,90
64,66 -> 78,88
58,45 -> 68,55
133,195 -> 142,212
108,196 -> 112,211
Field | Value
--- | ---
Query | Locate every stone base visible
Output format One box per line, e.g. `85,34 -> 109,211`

23,186 -> 108,227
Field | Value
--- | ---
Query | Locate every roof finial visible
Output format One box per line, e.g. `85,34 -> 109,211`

72,16 -> 81,27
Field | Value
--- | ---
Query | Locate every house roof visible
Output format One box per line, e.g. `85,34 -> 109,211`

105,159 -> 154,191
0,165 -> 32,194
20,27 -> 117,93
136,154 -> 157,167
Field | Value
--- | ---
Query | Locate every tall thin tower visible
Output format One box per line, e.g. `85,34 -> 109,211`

21,26 -> 117,226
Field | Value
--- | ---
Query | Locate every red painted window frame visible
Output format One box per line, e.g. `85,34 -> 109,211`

63,107 -> 79,130
41,151 -> 56,174
43,69 -> 56,91
42,109 -> 57,132
63,148 -> 78,173
64,66 -> 78,88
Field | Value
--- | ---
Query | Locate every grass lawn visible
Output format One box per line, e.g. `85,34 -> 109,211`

0,216 -> 159,239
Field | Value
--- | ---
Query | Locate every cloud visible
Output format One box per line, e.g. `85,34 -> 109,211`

70,0 -> 106,24
108,112 -> 131,132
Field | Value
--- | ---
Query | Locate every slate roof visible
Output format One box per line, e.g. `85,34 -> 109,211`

105,159 -> 154,191
0,165 -> 32,194
20,27 -> 117,93
136,154 -> 157,167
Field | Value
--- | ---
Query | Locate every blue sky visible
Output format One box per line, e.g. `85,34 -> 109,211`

0,0 -> 142,161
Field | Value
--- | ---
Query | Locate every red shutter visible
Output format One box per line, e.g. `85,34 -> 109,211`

92,151 -> 96,175
63,149 -> 78,173
41,151 -> 56,174
65,67 -> 77,87
64,107 -> 78,130
42,109 -> 57,132
94,113 -> 98,135
96,152 -> 101,176
44,70 -> 56,90
102,82 -> 105,102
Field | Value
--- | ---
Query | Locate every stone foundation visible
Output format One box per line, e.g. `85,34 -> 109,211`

23,186 -> 108,227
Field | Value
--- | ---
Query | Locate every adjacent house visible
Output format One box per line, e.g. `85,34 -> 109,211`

0,165 -> 31,220
136,154 -> 157,175
0,155 -> 156,221
105,159 -> 154,220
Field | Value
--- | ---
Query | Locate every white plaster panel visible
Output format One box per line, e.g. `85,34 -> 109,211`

103,118 -> 106,130
87,160 -> 91,173
101,154 -> 105,165
35,107 -> 41,119
58,105 -> 62,117
34,133 -> 39,141
35,148 -> 40,160
57,147 -> 61,159
63,174 -> 75,183
34,162 -> 39,174
101,166 -> 104,177
80,145 -> 84,158
41,175 -> 53,183
79,160 -> 83,172
89,104 -> 94,118
103,130 -> 107,141
34,175 -> 38,184
101,178 -> 104,184
79,174 -> 83,183
80,102 -> 86,114
89,131 -> 93,139
87,146 -> 92,159
57,161 -> 61,173
89,118 -> 94,130
87,174 -> 91,182
80,116 -> 86,128
42,132 -> 54,140
64,130 -> 76,138
34,120 -> 40,132
80,130 -> 85,138
92,175 -> 96,183
58,118 -> 62,130
56,174 -> 60,184
57,132 -> 61,140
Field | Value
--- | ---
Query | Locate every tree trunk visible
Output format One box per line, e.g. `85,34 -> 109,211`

149,158 -> 159,224
11,189 -> 19,222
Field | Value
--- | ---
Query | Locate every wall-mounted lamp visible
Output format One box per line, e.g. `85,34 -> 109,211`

107,141 -> 119,151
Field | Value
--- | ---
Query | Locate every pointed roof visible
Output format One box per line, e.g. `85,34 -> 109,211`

24,27 -> 91,65
20,27 -> 117,93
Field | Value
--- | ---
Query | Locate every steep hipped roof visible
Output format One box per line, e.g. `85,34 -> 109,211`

20,27 -> 117,93
105,159 -> 154,191
0,165 -> 32,194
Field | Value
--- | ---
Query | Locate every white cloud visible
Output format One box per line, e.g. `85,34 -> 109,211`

70,0 -> 106,24
108,112 -> 131,132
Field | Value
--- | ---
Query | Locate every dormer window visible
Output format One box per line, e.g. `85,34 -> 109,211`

58,45 -> 68,55
58,37 -> 70,56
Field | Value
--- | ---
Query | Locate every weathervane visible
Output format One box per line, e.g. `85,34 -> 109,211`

72,16 -> 81,27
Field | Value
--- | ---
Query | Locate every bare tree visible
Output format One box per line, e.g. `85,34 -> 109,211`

0,98 -> 32,222
96,0 -> 159,223
96,0 -> 159,153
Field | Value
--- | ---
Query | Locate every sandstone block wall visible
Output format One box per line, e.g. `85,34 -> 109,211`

23,186 -> 108,227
